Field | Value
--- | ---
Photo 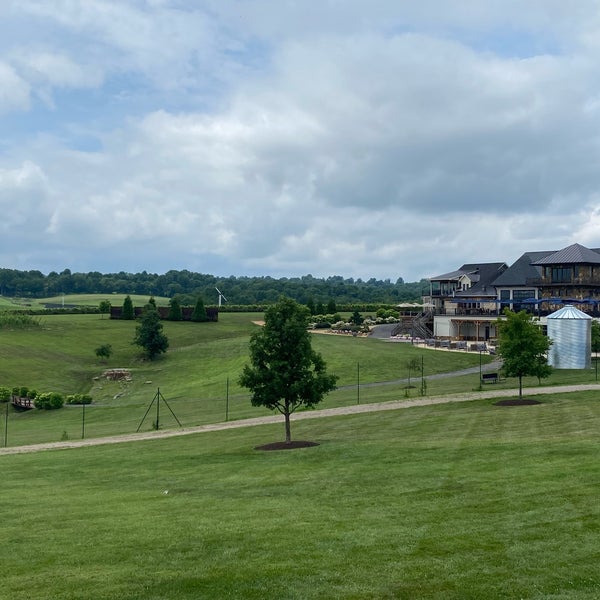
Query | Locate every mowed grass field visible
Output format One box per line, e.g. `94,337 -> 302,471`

9,293 -> 173,309
2,394 -> 600,599
2,308 -> 600,597
1,310 -> 599,447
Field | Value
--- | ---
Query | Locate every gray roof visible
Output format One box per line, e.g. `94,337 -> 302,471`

429,267 -> 478,281
492,251 -> 553,287
532,243 -> 600,265
430,262 -> 507,297
454,262 -> 507,297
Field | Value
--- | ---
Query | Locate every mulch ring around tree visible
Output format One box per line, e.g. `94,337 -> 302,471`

255,441 -> 320,451
493,399 -> 542,406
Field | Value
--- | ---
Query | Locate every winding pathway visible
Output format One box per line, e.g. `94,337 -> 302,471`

1,382 -> 598,456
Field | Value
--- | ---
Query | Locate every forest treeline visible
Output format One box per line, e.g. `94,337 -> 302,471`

0,268 -> 429,306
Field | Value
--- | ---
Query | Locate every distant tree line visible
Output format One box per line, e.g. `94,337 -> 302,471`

0,268 -> 428,305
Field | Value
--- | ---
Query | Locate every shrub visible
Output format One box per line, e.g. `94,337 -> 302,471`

0,387 -> 10,402
0,312 -> 41,329
34,392 -> 64,410
66,394 -> 92,405
95,343 -> 113,361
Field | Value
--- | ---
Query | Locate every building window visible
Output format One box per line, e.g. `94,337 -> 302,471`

513,290 -> 535,301
551,267 -> 572,283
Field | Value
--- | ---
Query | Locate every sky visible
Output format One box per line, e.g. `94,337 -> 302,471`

2,1 -> 600,282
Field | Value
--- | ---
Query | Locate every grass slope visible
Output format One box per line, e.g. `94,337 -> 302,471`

1,395 -> 600,599
1,312 -> 599,447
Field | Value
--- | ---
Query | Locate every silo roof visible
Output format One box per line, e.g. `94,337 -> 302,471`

547,305 -> 593,320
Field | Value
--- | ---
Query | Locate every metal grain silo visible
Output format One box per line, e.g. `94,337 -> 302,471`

547,305 -> 592,369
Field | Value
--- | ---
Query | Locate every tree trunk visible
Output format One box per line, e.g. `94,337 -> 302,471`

284,400 -> 292,444
518,375 -> 523,400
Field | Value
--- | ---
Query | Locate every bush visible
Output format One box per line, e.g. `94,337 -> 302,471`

95,344 -> 113,361
0,312 -> 41,329
0,387 -> 10,402
66,394 -> 92,405
34,392 -> 64,410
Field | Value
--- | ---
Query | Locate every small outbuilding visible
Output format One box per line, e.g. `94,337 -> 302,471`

547,305 -> 592,369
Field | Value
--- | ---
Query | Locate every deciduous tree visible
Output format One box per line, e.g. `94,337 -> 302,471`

239,297 -> 338,443
496,309 -> 552,399
99,299 -> 111,319
95,343 -> 113,361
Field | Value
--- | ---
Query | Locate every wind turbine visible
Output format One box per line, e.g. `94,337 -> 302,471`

215,287 -> 228,307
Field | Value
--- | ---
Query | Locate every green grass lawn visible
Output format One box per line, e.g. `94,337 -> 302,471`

6,293 -> 173,309
1,394 -> 600,599
1,312 -> 599,447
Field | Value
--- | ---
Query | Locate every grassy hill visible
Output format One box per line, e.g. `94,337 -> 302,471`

7,293 -> 172,310
1,311 -> 599,447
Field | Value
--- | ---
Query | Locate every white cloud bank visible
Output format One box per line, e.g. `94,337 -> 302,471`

1,1 -> 600,280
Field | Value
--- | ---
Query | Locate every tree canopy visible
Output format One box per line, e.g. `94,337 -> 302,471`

133,304 -> 169,360
0,267 -> 428,305
239,297 -> 338,443
496,309 -> 552,399
191,297 -> 208,322
121,295 -> 135,320
168,296 -> 182,321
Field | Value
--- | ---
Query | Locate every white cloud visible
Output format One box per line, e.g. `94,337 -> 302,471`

3,2 -> 600,280
0,61 -> 30,113
0,161 -> 50,232
11,51 -> 103,89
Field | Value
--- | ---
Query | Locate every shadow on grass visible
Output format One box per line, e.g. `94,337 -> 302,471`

255,440 -> 320,451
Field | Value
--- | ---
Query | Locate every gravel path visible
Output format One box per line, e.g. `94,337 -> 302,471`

1,382 -> 598,456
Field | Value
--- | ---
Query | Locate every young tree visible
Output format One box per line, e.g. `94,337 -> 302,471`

496,309 -> 552,400
168,296 -> 183,321
191,296 -> 208,322
122,295 -> 135,320
133,304 -> 169,360
326,298 -> 337,314
349,309 -> 363,325
98,299 -> 111,319
239,297 -> 338,444
405,357 -> 421,389
95,343 -> 113,362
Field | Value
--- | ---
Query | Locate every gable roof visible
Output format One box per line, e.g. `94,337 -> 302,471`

430,262 -> 507,297
454,262 -> 507,297
532,243 -> 600,265
492,251 -> 553,287
429,265 -> 479,281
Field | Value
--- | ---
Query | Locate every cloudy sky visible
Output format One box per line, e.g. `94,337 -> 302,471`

2,1 -> 600,282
